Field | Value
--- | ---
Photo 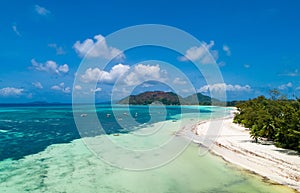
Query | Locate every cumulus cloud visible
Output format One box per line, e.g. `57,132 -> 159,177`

90,87 -> 102,93
31,59 -> 69,74
179,41 -> 218,64
108,64 -> 169,99
81,63 -> 130,83
124,64 -> 165,86
32,82 -> 43,89
74,85 -> 82,90
58,64 -> 69,73
12,25 -> 21,36
51,85 -> 61,90
173,77 -> 187,85
48,44 -> 65,55
244,64 -> 250,68
80,63 -> 167,89
141,83 -> 155,88
35,5 -> 50,16
278,82 -> 293,90
198,83 -> 251,93
222,45 -> 231,56
73,34 -> 125,59
0,87 -> 24,97
51,82 -> 71,93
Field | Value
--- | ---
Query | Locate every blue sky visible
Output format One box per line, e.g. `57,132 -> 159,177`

0,0 -> 300,103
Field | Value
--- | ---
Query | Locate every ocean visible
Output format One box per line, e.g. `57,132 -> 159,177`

0,104 -> 295,192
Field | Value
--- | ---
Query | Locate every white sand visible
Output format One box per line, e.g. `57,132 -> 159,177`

192,112 -> 300,192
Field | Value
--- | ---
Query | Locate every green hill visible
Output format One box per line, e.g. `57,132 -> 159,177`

118,91 -> 184,105
118,91 -> 222,105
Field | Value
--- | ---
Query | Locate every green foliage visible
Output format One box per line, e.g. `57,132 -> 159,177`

118,91 -> 222,105
124,91 -> 182,105
234,95 -> 300,152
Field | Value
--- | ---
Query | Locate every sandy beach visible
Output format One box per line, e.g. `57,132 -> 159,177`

191,111 -> 300,192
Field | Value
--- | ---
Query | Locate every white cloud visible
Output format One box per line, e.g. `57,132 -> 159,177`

58,64 -> 69,73
32,82 -> 43,89
140,83 -> 155,88
110,64 -> 169,99
278,69 -> 299,77
198,83 -> 251,93
0,87 -> 24,96
73,34 -> 125,59
80,63 -> 167,92
296,86 -> 300,90
81,68 -> 102,83
35,5 -> 50,16
124,64 -> 164,86
222,45 -> 231,56
64,87 -> 71,93
31,59 -> 69,74
173,77 -> 187,85
278,82 -> 293,90
179,41 -> 218,64
81,63 -> 130,83
48,44 -> 65,55
51,82 -> 71,93
90,87 -> 102,93
51,85 -> 61,90
74,85 -> 82,90
244,64 -> 250,68
12,25 -> 21,36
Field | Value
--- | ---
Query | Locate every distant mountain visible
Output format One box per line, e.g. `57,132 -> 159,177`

118,91 -> 223,105
118,91 -> 184,105
183,93 -> 213,105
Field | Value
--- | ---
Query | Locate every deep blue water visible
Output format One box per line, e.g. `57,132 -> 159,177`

0,104 -> 212,161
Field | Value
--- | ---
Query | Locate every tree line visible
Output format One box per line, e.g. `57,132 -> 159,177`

233,90 -> 300,152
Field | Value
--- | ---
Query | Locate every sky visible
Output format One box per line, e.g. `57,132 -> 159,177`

0,0 -> 300,103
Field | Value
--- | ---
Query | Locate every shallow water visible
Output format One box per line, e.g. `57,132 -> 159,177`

0,105 -> 297,192
0,139 -> 295,193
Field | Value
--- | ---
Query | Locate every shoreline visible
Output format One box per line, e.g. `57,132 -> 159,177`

187,112 -> 300,192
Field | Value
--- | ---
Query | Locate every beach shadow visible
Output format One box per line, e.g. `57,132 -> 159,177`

239,139 -> 275,146
275,149 -> 300,156
239,139 -> 252,143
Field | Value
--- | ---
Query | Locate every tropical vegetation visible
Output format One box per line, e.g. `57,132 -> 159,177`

233,90 -> 300,152
118,91 -> 222,105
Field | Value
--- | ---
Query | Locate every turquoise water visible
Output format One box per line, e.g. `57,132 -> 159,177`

0,105 -> 296,192
0,104 -> 210,161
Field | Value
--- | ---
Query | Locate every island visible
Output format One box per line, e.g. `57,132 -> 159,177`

118,91 -> 224,106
